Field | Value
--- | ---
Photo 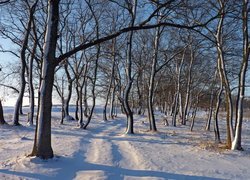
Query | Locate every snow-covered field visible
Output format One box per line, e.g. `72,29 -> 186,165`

1,106 -> 250,180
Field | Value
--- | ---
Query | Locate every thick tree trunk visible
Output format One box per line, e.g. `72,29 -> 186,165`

31,0 -> 59,159
35,63 -> 55,159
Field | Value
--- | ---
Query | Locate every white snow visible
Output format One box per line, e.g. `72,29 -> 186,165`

1,106 -> 250,180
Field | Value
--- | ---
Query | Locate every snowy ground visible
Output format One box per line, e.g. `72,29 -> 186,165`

1,106 -> 250,180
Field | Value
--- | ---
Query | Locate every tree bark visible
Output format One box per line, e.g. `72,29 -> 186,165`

172,49 -> 185,126
190,96 -> 199,132
78,63 -> 88,126
205,89 -> 214,131
214,84 -> 222,143
103,39 -> 116,121
216,0 -> 234,148
60,78 -> 65,124
63,64 -> 73,118
82,47 -> 99,129
182,46 -> 194,125
0,100 -> 6,125
124,0 -> 137,134
27,38 -> 37,126
31,0 -> 59,159
75,80 -> 80,121
232,0 -> 249,151
109,84 -> 116,119
13,0 -> 37,125
147,21 -> 160,132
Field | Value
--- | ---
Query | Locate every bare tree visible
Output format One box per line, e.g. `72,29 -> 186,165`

147,11 -> 161,132
30,0 -> 59,159
103,39 -> 116,121
172,48 -> 185,126
122,0 -> 137,134
182,43 -> 194,125
29,0 -> 220,159
13,0 -> 38,126
232,0 -> 249,150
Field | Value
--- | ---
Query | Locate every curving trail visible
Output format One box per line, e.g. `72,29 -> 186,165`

75,118 -> 152,179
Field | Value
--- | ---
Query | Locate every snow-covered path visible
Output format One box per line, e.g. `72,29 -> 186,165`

1,108 -> 250,179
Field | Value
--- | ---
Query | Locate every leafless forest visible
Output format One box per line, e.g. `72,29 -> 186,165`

0,0 -> 249,160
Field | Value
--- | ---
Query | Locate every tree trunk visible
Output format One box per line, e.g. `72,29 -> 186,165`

78,63 -> 88,127
124,0 -> 137,134
109,84 -> 116,119
13,2 -> 36,125
103,39 -> 116,121
35,63 -> 56,159
0,100 -> 6,125
83,81 -> 89,118
215,0 -> 234,147
178,93 -> 183,122
79,83 -> 84,126
147,22 -> 160,132
172,50 -> 185,126
82,2 -> 100,129
83,47 -> 100,129
172,93 -> 178,126
232,0 -> 249,151
63,64 -> 73,118
75,82 -> 80,121
190,97 -> 199,132
28,42 -> 36,126
31,0 -> 59,159
205,89 -> 214,131
19,100 -> 24,115
214,85 -> 222,143
136,72 -> 143,115
182,46 -> 194,125
60,78 -> 65,124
